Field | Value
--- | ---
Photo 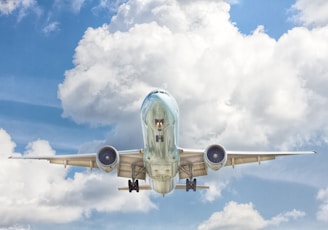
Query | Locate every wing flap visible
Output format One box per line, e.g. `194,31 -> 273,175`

117,152 -> 146,180
49,159 -> 98,168
226,155 -> 275,167
179,149 -> 207,179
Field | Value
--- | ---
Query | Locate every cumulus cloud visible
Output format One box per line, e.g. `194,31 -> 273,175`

0,129 -> 156,227
197,201 -> 305,230
291,0 -> 328,27
58,0 -> 328,152
317,187 -> 328,222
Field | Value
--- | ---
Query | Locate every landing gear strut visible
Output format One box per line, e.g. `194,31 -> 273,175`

128,179 -> 139,192
186,178 -> 197,192
180,164 -> 198,192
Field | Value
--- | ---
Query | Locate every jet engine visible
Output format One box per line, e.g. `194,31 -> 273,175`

96,146 -> 119,173
204,144 -> 227,171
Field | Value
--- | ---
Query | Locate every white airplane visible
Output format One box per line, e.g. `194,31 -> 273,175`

10,89 -> 315,195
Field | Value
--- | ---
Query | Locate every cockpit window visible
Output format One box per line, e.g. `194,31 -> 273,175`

150,90 -> 169,96
155,119 -> 164,127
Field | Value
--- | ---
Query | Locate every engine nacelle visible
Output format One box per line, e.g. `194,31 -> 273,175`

96,146 -> 119,173
204,144 -> 227,171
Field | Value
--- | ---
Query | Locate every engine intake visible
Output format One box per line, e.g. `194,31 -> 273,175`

96,146 -> 119,173
204,144 -> 227,171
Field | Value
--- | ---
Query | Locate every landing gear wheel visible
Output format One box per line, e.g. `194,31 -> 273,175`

192,178 -> 197,191
186,178 -> 197,192
128,179 -> 139,193
186,179 -> 190,191
128,180 -> 132,193
136,180 -> 139,192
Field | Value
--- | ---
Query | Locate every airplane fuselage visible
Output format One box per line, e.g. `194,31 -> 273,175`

141,90 -> 180,194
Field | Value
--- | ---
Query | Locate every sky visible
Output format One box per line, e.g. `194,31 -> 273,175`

0,0 -> 328,229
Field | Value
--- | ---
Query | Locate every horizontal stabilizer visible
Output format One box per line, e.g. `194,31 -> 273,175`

175,184 -> 209,190
118,185 -> 151,191
118,184 -> 210,191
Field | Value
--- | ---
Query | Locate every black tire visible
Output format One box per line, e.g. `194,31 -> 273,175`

186,179 -> 190,192
136,180 -> 139,192
128,180 -> 132,192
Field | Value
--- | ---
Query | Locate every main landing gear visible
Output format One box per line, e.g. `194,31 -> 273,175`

128,179 -> 139,192
128,165 -> 141,192
186,178 -> 197,192
180,164 -> 198,192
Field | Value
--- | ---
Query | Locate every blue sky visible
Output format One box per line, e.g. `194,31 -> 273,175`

0,0 -> 328,229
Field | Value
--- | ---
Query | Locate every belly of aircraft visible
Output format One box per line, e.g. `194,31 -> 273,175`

145,159 -> 179,194
151,178 -> 176,195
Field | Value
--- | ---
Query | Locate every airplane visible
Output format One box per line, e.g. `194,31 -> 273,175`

9,89 -> 316,195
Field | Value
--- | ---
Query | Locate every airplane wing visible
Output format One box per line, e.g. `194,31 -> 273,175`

224,150 -> 316,168
9,149 -> 146,180
178,148 -> 316,179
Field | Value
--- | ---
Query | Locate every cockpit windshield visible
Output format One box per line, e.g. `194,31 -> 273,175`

148,89 -> 169,97
155,119 -> 164,128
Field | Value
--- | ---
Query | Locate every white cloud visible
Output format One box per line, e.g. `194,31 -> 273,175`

200,168 -> 241,202
317,187 -> 328,222
291,0 -> 328,27
198,201 -> 305,230
53,0 -> 87,14
198,202 -> 266,230
71,0 -> 85,13
0,224 -> 31,230
42,21 -> 60,35
0,128 -> 156,227
0,0 -> 40,21
0,0 -> 35,15
93,0 -> 126,14
268,209 -> 306,226
58,0 -> 328,152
